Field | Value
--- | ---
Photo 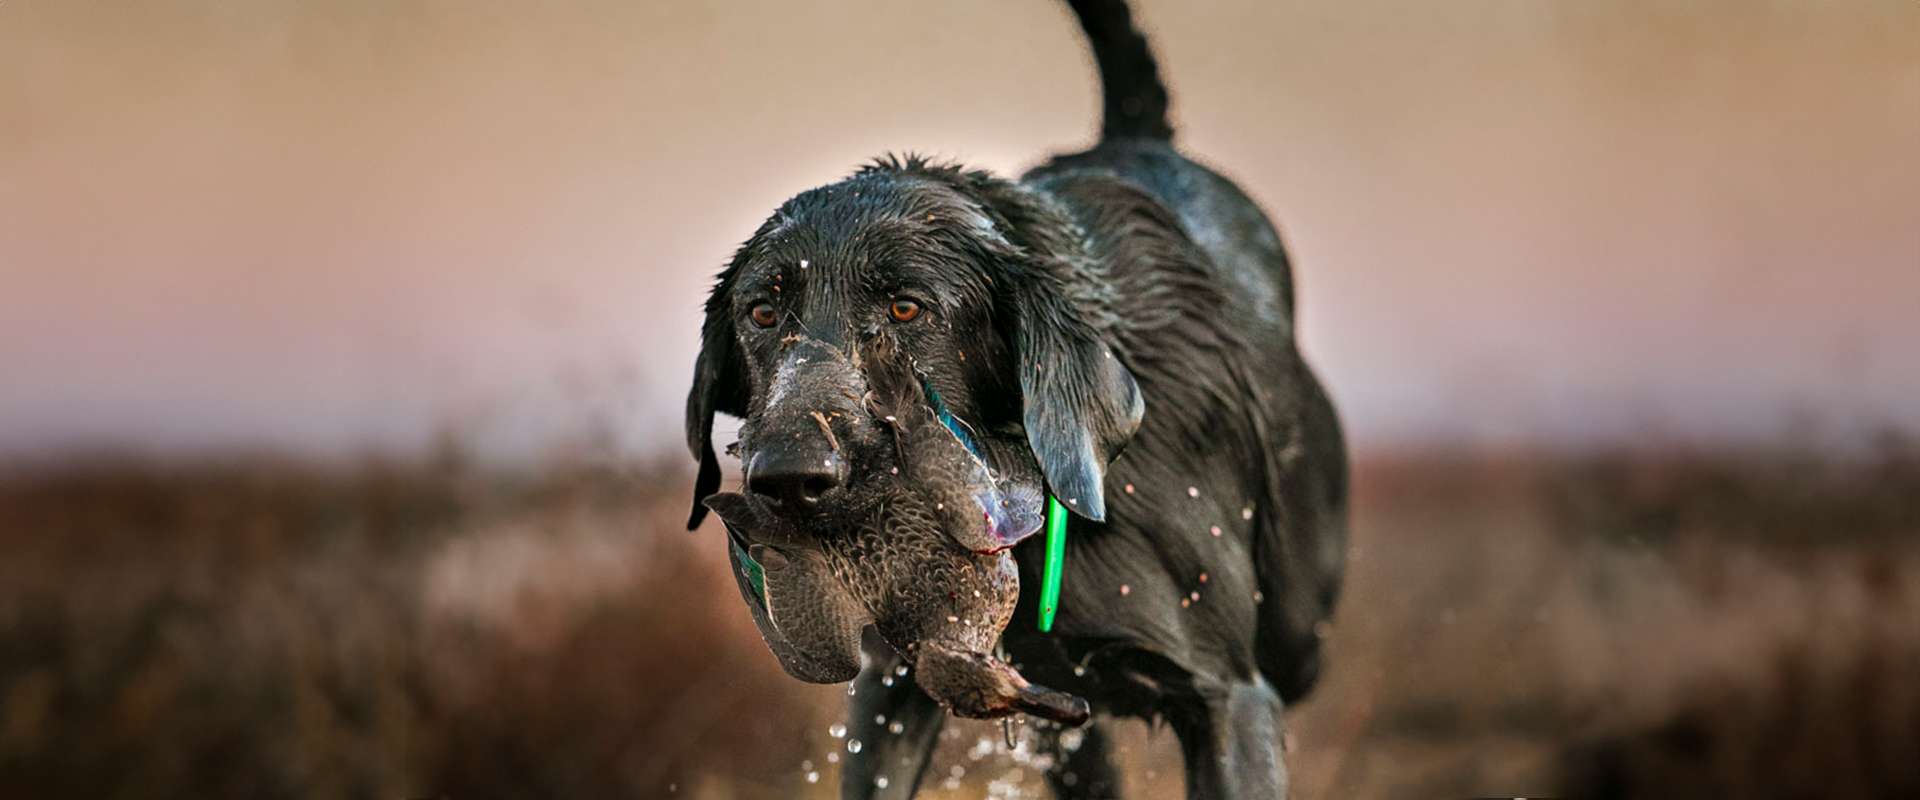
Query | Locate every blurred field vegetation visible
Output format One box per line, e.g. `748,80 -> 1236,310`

1,441 -> 1915,799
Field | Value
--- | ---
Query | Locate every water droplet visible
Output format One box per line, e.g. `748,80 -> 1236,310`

1180,597 -> 1191,608
799,259 -> 810,269
889,720 -> 905,735
1119,584 -> 1131,596
1123,483 -> 1135,494
895,664 -> 909,677
847,738 -> 863,754
828,752 -> 839,764
947,615 -> 959,623
848,684 -> 857,696
1190,590 -> 1201,602
802,759 -> 813,770
1242,506 -> 1254,520
1187,486 -> 1200,498
874,713 -> 887,725
881,675 -> 895,687
1059,728 -> 1086,753
806,771 -> 819,783
1253,590 -> 1264,603
1198,572 -> 1209,583
951,765 -> 966,778
829,723 -> 847,739
875,776 -> 889,789
1210,525 -> 1222,537
1072,665 -> 1086,677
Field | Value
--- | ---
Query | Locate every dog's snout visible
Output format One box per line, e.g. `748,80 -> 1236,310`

747,449 -> 847,509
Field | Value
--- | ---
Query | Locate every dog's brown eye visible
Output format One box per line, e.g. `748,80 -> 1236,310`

748,302 -> 777,328
888,298 -> 922,323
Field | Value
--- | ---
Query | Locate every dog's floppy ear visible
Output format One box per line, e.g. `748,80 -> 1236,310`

686,272 -> 748,530
932,169 -> 1141,523
1011,277 -> 1144,522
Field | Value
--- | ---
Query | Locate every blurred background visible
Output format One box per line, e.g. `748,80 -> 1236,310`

3,1 -> 1916,797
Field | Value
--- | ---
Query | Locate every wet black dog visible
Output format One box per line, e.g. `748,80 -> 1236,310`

685,1 -> 1346,796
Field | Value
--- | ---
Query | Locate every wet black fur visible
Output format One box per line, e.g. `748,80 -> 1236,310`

685,1 -> 1346,797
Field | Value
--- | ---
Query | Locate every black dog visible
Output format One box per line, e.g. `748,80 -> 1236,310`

685,1 -> 1346,796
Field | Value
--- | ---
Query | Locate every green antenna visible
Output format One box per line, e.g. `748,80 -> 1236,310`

1037,496 -> 1068,632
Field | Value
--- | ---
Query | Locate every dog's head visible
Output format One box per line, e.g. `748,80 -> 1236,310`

686,158 -> 1144,540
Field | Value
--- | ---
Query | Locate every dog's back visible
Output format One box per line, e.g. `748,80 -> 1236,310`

1024,0 -> 1348,706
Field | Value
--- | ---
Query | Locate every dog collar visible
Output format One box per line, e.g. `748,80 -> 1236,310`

1037,495 -> 1067,632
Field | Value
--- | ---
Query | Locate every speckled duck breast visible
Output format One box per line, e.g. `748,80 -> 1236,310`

704,391 -> 1086,724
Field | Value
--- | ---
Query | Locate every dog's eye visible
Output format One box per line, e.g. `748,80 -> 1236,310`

888,298 -> 922,323
748,302 -> 778,329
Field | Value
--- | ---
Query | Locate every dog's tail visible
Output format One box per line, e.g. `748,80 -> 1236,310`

1066,0 -> 1174,141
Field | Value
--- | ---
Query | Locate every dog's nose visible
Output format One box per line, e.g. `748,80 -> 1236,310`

746,449 -> 846,509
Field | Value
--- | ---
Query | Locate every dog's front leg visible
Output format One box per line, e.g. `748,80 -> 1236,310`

1172,676 -> 1289,800
840,636 -> 946,799
1038,716 -> 1123,799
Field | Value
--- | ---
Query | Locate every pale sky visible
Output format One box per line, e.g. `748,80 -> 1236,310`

3,0 -> 1917,462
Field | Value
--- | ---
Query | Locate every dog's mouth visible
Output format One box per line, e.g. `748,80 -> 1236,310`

704,488 -> 1087,725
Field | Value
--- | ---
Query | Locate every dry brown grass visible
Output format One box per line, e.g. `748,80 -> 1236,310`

1,445 -> 1915,799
